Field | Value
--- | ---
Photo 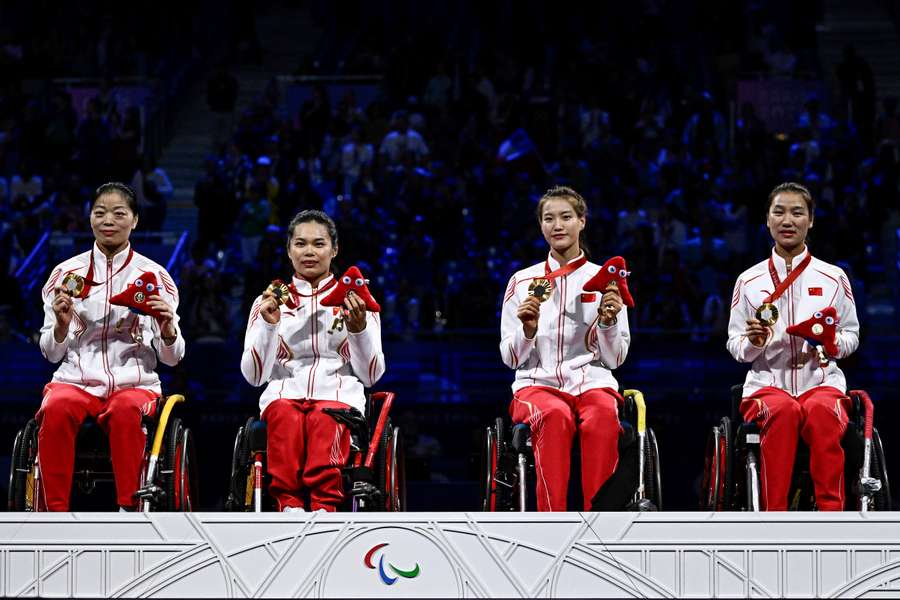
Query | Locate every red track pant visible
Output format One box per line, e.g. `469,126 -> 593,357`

35,382 -> 157,511
510,386 -> 622,511
262,398 -> 350,512
740,385 -> 850,511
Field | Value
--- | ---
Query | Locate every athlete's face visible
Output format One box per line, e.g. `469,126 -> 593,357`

90,192 -> 137,252
767,192 -> 813,252
288,221 -> 337,284
540,197 -> 585,255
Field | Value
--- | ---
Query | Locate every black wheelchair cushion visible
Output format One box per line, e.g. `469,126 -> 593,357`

591,432 -> 639,510
248,420 -> 267,454
511,424 -> 531,454
619,421 -> 636,450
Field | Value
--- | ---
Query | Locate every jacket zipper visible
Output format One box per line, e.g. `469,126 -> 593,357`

101,257 -> 115,393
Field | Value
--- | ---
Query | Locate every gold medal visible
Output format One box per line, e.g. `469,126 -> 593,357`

755,302 -> 779,327
528,278 -> 553,303
265,281 -> 291,306
61,273 -> 85,297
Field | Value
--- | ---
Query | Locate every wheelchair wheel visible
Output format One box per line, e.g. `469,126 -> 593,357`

384,425 -> 406,511
644,428 -> 663,510
872,428 -> 892,510
701,417 -> 732,511
701,426 -> 720,510
225,419 -> 253,511
161,418 -> 199,511
716,417 -> 732,509
9,419 -> 39,511
481,418 -> 504,511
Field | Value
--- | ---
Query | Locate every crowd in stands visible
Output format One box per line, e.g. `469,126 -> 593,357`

3,1 -> 900,343
183,1 -> 899,342
0,1 -> 226,337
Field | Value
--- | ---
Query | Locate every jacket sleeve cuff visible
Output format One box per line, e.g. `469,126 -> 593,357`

739,336 -> 765,362
157,328 -> 185,365
42,329 -> 73,362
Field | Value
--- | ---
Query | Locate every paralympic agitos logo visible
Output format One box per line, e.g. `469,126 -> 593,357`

364,543 -> 421,585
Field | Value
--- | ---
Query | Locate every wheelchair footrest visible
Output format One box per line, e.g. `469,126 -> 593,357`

343,466 -> 383,510
133,484 -> 166,506
626,498 -> 658,512
856,476 -> 883,495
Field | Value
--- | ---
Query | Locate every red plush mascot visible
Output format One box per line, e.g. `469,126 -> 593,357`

583,256 -> 635,307
786,306 -> 839,363
110,271 -> 164,319
321,266 -> 381,312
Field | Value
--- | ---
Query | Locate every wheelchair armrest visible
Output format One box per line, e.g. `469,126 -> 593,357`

323,407 -> 368,436
511,424 -> 532,454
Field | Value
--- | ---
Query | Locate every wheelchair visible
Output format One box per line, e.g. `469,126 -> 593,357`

481,389 -> 662,511
701,384 -> 891,512
225,391 -> 406,512
8,394 -> 198,512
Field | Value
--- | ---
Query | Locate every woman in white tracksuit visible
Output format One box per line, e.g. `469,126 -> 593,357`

241,209 -> 385,512
37,182 -> 185,511
727,181 -> 860,510
499,185 -> 630,511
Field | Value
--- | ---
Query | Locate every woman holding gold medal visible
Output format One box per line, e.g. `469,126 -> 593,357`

240,209 -> 385,512
727,182 -> 860,510
499,186 -> 631,511
37,182 -> 185,511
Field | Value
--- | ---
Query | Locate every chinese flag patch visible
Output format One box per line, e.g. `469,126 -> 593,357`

808,287 -> 823,296
580,293 -> 596,303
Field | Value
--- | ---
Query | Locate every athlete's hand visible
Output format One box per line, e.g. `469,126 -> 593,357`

344,290 -> 367,333
147,297 -> 177,342
260,290 -> 281,324
599,286 -> 623,326
52,287 -> 74,342
517,296 -> 541,339
746,319 -> 769,347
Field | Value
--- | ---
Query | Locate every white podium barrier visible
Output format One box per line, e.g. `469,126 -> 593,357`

1,512 -> 900,597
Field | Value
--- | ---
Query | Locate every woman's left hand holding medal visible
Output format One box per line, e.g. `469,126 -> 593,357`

343,290 -> 367,333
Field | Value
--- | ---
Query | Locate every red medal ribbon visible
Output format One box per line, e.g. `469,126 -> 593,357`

543,254 -> 588,280
284,283 -> 300,309
764,253 -> 812,304
519,254 -> 588,296
73,246 -> 135,297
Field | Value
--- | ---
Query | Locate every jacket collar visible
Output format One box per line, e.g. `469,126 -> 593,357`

770,245 -> 810,279
292,272 -> 336,296
546,251 -> 586,272
92,242 -> 132,272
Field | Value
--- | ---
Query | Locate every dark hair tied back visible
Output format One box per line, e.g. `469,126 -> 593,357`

93,182 -> 139,216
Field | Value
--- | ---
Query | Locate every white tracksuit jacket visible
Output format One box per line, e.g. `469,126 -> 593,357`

39,242 -> 185,397
727,247 -> 860,397
499,253 -> 631,395
241,273 -> 386,415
